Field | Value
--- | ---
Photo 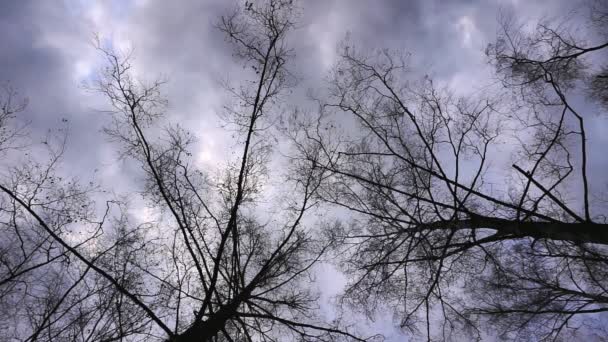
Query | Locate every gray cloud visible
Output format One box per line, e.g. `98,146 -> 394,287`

1,0 -> 604,340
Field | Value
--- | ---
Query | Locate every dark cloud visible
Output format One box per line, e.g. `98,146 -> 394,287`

0,1 -> 109,177
1,0 -> 603,340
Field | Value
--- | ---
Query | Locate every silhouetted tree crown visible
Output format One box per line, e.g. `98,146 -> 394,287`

1,1 -> 608,341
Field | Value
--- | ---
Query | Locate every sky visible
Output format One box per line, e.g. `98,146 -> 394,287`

1,0 -> 607,340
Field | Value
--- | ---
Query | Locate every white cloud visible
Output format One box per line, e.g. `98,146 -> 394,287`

456,15 -> 478,48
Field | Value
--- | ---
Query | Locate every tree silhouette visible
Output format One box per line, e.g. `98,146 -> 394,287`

3,1 -> 608,341
290,4 -> 608,340
0,1 -> 366,341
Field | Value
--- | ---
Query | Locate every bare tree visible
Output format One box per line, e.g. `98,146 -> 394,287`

0,84 -> 27,153
291,4 -> 608,341
0,1 -> 368,341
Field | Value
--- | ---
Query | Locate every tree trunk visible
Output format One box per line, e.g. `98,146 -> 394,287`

170,285 -> 254,342
424,214 -> 608,245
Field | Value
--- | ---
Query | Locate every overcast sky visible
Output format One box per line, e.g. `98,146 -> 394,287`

2,0 -> 607,340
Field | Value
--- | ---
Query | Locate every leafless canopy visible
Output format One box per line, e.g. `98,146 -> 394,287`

0,1 -> 367,341
2,1 -> 608,341
289,4 -> 608,341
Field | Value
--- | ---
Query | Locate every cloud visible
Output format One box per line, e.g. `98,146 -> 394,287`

1,0 -> 603,340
